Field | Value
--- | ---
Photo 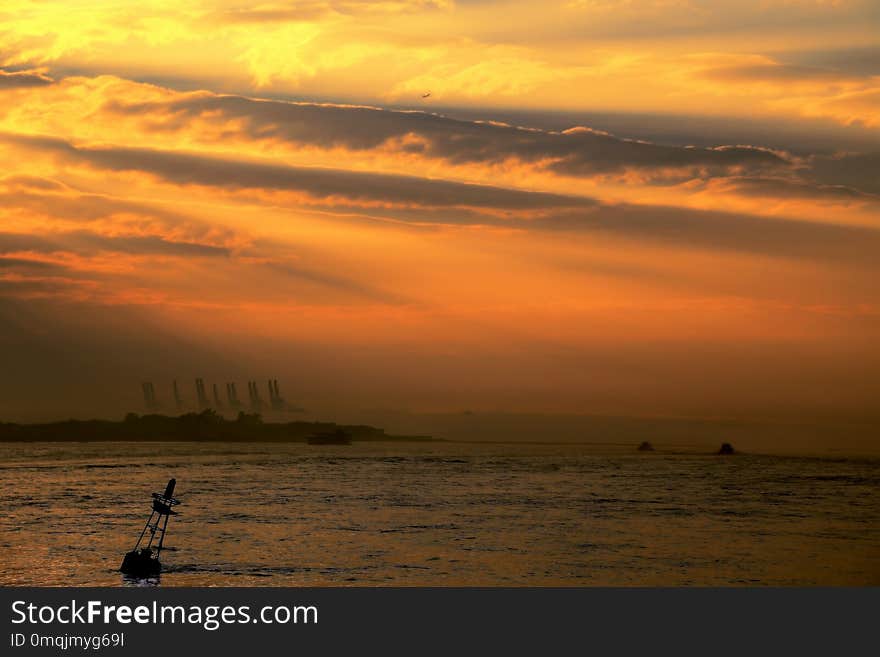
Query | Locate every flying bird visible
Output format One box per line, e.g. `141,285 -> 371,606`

421,91 -> 431,98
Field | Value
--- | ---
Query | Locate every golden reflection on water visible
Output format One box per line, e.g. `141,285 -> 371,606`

0,441 -> 877,586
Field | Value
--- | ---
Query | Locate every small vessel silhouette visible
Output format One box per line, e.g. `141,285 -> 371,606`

307,428 -> 352,445
120,478 -> 180,577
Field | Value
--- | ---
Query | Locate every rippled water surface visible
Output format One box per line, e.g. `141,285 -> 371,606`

0,441 -> 877,586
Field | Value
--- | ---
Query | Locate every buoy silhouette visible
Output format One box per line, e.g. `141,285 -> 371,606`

120,478 -> 180,577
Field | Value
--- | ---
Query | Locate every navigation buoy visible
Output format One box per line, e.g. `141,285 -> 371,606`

120,478 -> 180,577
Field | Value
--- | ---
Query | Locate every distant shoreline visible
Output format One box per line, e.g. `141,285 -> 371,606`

0,410 -> 436,443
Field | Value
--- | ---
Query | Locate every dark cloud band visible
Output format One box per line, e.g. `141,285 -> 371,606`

0,69 -> 54,89
4,132 -> 879,266
103,94 -> 789,177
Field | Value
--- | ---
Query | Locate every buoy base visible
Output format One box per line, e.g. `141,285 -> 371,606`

120,549 -> 161,576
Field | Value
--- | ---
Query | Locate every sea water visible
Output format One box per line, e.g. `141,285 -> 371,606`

0,441 -> 877,586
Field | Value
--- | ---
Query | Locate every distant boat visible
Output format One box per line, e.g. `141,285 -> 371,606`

307,428 -> 352,445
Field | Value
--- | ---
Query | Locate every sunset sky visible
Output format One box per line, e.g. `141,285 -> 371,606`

1,1 -> 878,430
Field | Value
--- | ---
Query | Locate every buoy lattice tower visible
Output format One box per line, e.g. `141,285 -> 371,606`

120,478 -> 180,576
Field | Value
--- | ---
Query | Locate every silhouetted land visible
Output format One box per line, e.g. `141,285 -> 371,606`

0,410 -> 436,443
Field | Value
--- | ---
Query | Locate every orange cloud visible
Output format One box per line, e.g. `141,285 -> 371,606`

0,66 -> 877,421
